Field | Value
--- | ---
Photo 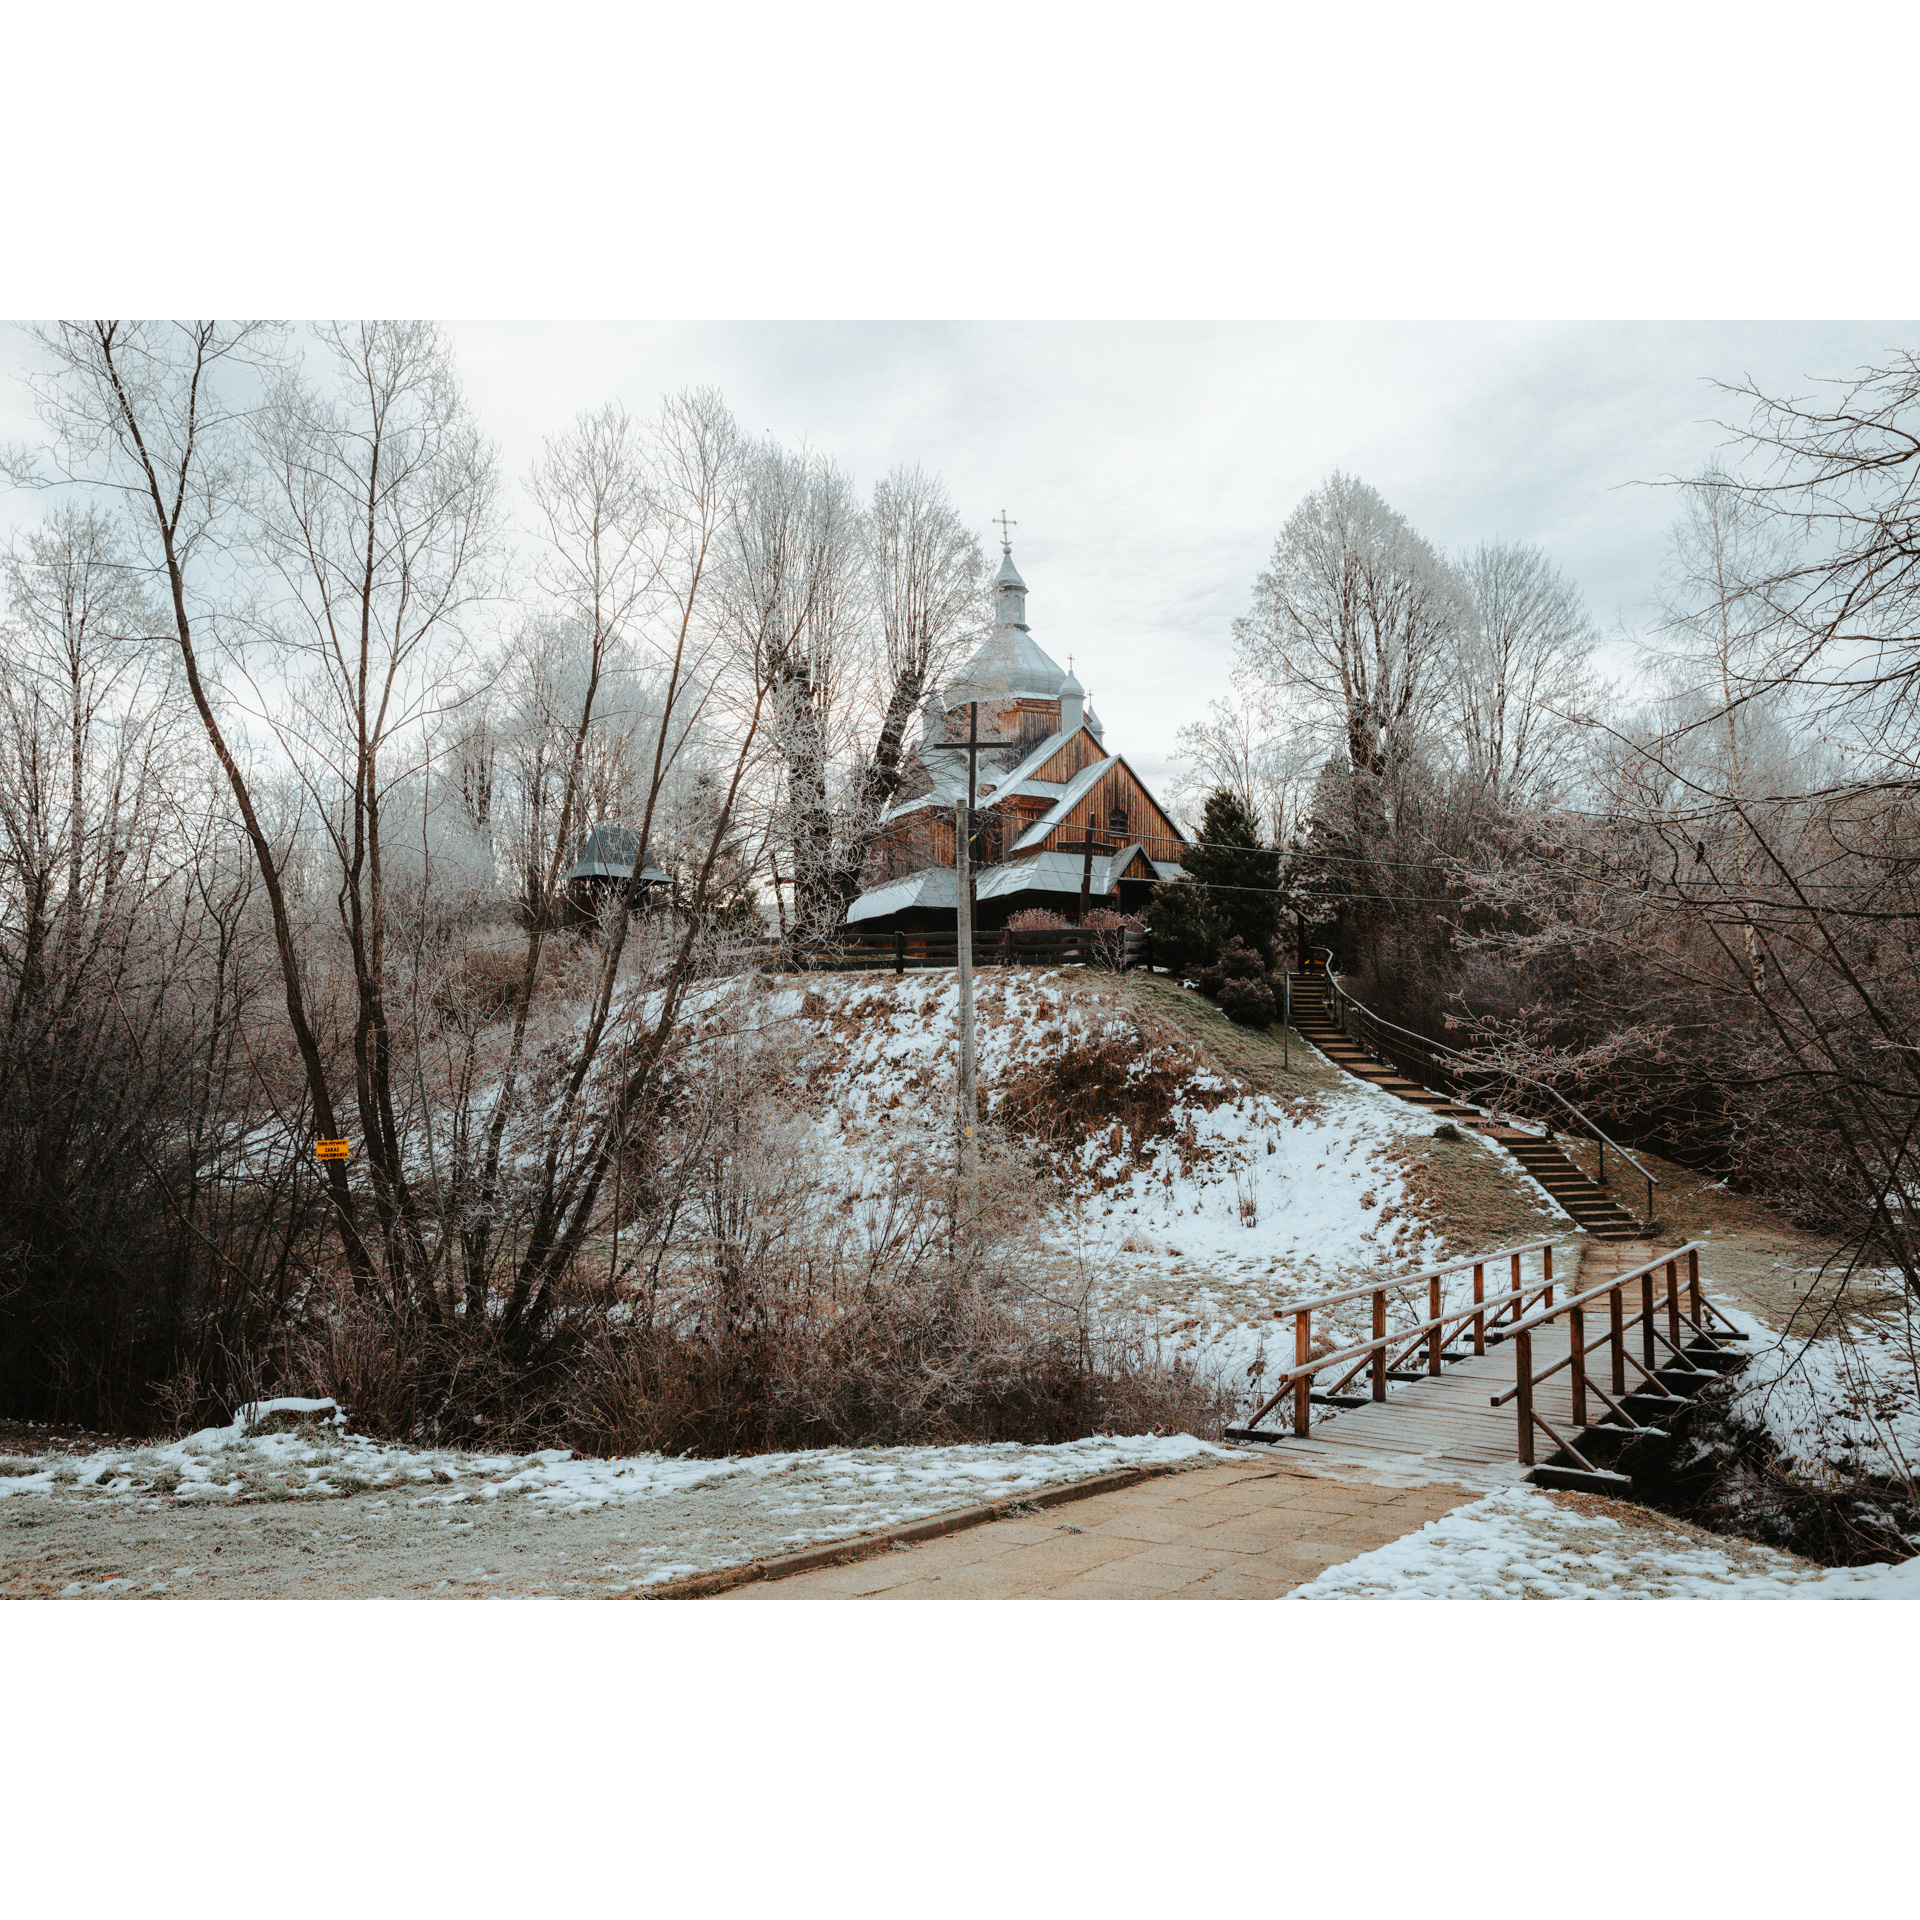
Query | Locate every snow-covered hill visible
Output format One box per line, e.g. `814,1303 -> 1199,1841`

752,968 -> 1571,1414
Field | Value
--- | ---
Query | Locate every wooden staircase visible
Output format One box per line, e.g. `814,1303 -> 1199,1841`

1285,974 -> 1644,1242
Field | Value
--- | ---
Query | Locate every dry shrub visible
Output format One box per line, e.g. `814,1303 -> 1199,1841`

1006,908 -> 1069,930
288,1231 -> 1226,1460
287,1280 -> 594,1452
277,987 -> 1230,1459
996,1025 -> 1223,1157
572,1279 -> 1229,1457
284,1126 -> 1227,1457
1082,908 -> 1145,971
432,937 -> 575,1028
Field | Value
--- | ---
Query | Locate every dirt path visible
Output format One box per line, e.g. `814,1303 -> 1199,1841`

0,1458 -> 1477,1602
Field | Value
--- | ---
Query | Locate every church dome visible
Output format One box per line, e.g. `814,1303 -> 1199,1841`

947,538 -> 1068,704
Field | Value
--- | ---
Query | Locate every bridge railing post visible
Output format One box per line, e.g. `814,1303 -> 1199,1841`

1568,1302 -> 1587,1428
1428,1274 -> 1443,1375
1666,1258 -> 1682,1352
1609,1285 -> 1626,1397
1473,1262 -> 1485,1354
1543,1243 -> 1554,1311
1688,1247 -> 1702,1330
1508,1252 -> 1522,1325
1371,1290 -> 1386,1401
1294,1309 -> 1311,1437
1515,1328 -> 1535,1465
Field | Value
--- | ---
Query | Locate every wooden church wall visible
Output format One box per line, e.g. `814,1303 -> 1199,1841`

868,741 -> 1184,884
1025,759 -> 1184,865
1030,729 -> 1107,784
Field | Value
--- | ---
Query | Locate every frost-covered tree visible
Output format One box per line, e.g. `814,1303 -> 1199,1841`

1454,540 -> 1599,807
1232,472 -> 1467,804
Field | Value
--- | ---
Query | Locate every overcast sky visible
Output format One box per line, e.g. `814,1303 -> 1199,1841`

4,320 -> 1911,793
455,320 -> 1912,789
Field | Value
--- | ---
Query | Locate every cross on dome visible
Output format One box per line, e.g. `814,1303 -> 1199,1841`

993,509 -> 1017,554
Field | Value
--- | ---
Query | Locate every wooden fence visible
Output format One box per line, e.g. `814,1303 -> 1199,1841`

724,927 -> 1153,974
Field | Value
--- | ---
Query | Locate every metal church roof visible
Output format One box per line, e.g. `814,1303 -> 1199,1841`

563,826 -> 671,886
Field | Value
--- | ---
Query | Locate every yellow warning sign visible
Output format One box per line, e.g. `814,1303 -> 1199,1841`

315,1138 -> 352,1162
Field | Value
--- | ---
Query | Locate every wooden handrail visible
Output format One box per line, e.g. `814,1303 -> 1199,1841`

1496,1244 -> 1744,1466
1261,1239 -> 1560,1322
1497,1242 -> 1708,1340
1245,1238 -> 1566,1436
1489,1305 -> 1712,1407
1255,1286 -> 1534,1390
1315,951 -> 1662,1225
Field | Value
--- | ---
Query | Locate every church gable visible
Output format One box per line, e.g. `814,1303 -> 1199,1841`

1030,728 -> 1106,784
1014,755 -> 1183,868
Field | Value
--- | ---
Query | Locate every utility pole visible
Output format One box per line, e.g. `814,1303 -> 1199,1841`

949,699 -> 1016,1178
955,795 -> 977,1176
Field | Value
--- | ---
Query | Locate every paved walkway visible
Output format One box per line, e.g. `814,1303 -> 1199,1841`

714,1232 -> 1804,1602
711,1457 -> 1480,1600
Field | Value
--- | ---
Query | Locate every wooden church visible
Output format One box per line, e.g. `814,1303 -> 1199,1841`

845,537 -> 1186,933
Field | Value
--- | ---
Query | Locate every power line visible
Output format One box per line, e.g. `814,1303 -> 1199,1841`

1165,835 -> 1920,894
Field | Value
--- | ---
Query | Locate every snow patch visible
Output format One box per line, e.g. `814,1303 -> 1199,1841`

1287,1484 -> 1920,1600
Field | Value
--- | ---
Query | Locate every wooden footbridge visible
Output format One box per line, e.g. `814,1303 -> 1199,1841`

1226,1238 -> 1753,1493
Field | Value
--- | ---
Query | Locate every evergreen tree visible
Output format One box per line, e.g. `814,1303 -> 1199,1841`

1182,789 -> 1282,962
1282,752 -> 1359,967
1146,878 -> 1226,976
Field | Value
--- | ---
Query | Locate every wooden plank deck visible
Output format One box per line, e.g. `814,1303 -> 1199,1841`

1246,1321 -> 1592,1489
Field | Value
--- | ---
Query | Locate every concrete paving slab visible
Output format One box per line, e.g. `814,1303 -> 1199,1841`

712,1461 -> 1480,1601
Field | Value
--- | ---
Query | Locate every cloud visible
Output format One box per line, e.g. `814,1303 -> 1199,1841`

4,320 -> 1904,790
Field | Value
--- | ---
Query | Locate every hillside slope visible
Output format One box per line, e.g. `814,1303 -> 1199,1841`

755,967 -> 1573,1406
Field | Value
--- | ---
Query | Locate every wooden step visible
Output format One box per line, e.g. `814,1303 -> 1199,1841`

1291,989 -> 1646,1237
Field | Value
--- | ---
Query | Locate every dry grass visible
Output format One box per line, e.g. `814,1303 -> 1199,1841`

996,1028 -> 1211,1159
1100,971 -> 1344,1103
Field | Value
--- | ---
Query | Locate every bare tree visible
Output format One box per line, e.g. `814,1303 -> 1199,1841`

857,465 -> 986,821
1648,471 -> 1803,990
732,460 -> 985,945
1232,471 -> 1466,824
1455,539 -> 1599,807
9,320 -> 387,1283
726,440 -> 868,944
0,504 -> 304,1431
0,503 -> 168,947
1712,351 -> 1920,765
1171,681 -> 1321,845
488,393 -> 802,1350
245,320 -> 502,1304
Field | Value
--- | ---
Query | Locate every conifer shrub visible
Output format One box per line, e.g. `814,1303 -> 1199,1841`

1217,974 -> 1277,1028
1181,789 -> 1282,957
1195,936 -> 1269,999
1145,880 -> 1226,977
